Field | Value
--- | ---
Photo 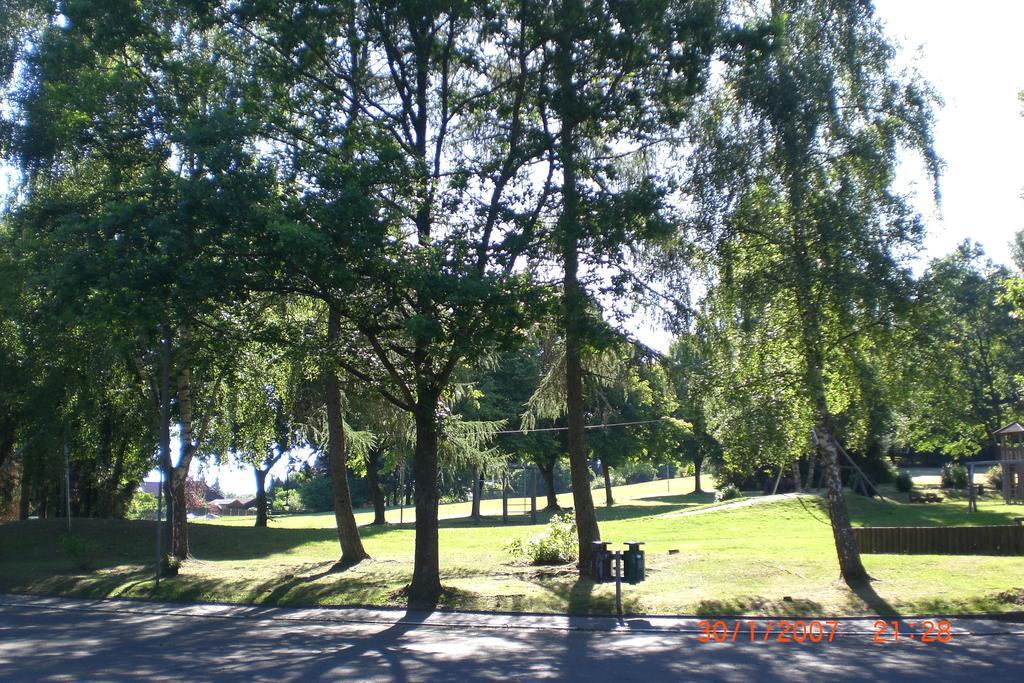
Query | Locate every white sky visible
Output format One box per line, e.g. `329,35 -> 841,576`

628,0 -> 1024,355
875,0 -> 1024,268
6,2 -> 1021,495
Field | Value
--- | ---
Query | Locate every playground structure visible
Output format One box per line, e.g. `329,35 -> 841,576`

497,464 -> 539,524
966,422 -> 1024,512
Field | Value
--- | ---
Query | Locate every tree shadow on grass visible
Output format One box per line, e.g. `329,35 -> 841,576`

433,491 -> 719,531
846,578 -> 901,617
693,596 -> 824,617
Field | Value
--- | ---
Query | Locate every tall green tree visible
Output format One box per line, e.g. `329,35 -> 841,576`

223,1 -> 552,605
899,243 -> 1024,455
543,0 -> 719,569
2,0 -> 265,563
690,0 -> 939,583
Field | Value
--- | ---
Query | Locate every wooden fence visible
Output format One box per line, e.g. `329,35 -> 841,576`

854,525 -> 1024,555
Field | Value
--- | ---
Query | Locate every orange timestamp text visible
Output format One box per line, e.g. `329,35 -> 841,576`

696,620 -> 840,643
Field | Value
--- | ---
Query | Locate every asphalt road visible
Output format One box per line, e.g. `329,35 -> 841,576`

2,595 -> 1023,681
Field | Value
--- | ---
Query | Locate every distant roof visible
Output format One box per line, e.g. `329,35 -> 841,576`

140,482 -> 162,496
991,421 -> 1024,438
994,422 -> 1024,435
209,498 -> 242,506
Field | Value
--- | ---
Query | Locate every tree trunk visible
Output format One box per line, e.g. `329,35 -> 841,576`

693,454 -> 704,493
19,464 -> 30,519
539,459 -> 559,510
470,466 -> 482,521
602,461 -> 613,506
798,302 -> 868,583
254,467 -> 269,527
792,459 -> 804,492
325,311 -> 369,565
170,363 -> 194,562
555,1 -> 600,571
816,420 -> 868,582
106,444 -> 125,518
0,459 -> 19,521
169,467 -> 187,570
366,446 -> 387,525
409,391 -> 442,607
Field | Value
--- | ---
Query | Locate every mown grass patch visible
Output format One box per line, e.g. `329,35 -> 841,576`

3,479 -> 1023,616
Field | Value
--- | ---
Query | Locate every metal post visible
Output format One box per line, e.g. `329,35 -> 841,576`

967,463 -> 976,513
502,472 -> 508,523
614,551 -> 623,624
399,464 -> 405,525
530,467 -> 537,524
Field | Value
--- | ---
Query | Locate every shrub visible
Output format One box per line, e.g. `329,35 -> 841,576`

895,471 -> 913,493
986,466 -> 1003,491
440,492 -> 467,504
940,462 -> 968,489
126,491 -> 159,520
272,489 -> 305,514
876,458 -> 899,485
297,476 -> 334,512
622,462 -> 659,485
61,534 -> 101,571
505,512 -> 578,565
714,484 -> 741,502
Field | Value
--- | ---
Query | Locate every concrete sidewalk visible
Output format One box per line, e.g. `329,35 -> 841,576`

2,593 -> 1021,636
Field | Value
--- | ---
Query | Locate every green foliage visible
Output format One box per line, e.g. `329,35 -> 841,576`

714,484 -> 741,502
615,461 -> 659,485
986,466 -> 1003,491
271,489 -> 304,514
895,472 -> 914,493
126,491 -> 159,521
505,512 -> 579,565
898,244 -> 1024,457
940,463 -> 968,490
60,534 -> 100,571
296,476 -> 333,513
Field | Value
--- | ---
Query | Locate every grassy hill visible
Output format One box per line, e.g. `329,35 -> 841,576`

3,476 -> 1024,616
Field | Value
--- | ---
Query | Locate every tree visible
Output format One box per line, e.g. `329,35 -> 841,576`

667,334 -> 722,493
214,335 -> 310,528
223,0 -> 552,605
586,348 -> 685,506
2,0 -> 264,563
542,0 -> 720,570
466,334 -> 564,511
689,0 -> 939,583
898,243 -> 1024,456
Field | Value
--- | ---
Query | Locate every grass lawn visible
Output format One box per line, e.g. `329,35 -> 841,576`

3,475 -> 1024,617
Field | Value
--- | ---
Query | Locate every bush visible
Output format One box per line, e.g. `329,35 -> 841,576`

61,534 -> 101,571
621,461 -> 659,485
895,471 -> 913,493
986,466 -> 1003,491
505,512 -> 578,565
940,462 -> 968,489
297,476 -> 334,512
714,484 -> 741,502
875,458 -> 899,485
126,491 -> 159,520
440,492 -> 467,504
272,489 -> 305,514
